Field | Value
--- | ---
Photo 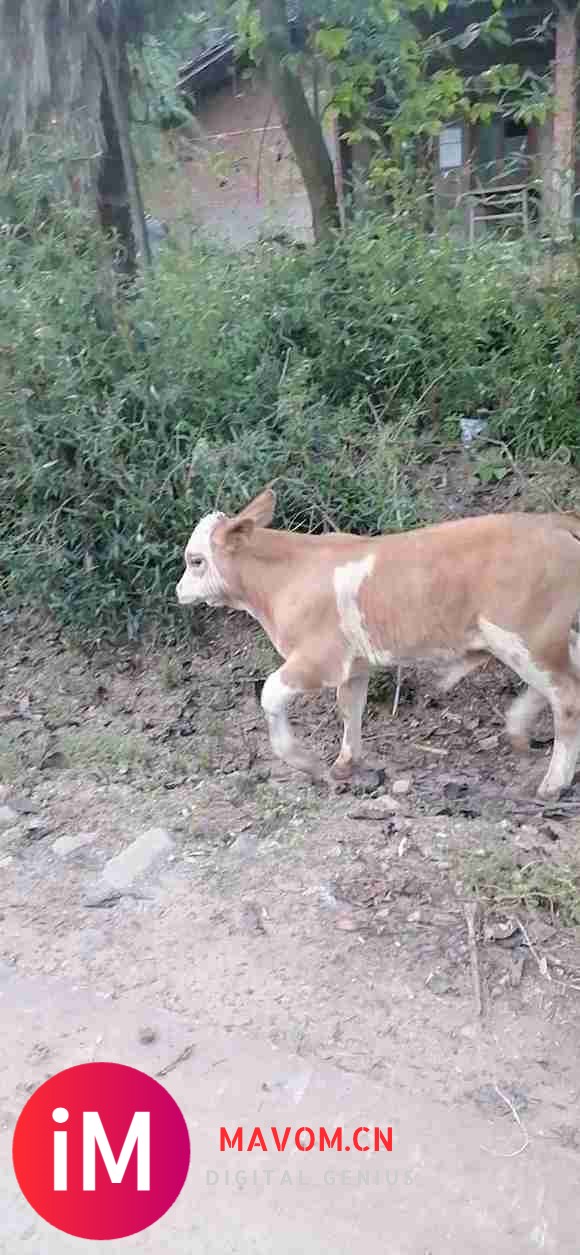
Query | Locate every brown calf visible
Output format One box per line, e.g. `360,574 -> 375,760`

176,489 -> 580,798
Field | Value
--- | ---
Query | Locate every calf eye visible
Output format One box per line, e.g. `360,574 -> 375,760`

188,555 -> 204,570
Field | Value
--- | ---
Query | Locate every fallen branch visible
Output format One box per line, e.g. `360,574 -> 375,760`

515,916 -> 551,981
391,666 -> 403,718
156,1043 -> 196,1078
463,901 -> 485,1018
481,1086 -> 530,1158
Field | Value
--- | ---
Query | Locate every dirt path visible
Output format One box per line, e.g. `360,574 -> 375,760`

2,611 -> 580,1249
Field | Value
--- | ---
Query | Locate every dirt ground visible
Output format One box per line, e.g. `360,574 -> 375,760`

3,457 -> 580,1246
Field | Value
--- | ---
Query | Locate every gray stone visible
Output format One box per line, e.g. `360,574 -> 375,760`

99,827 -> 174,892
52,831 -> 98,856
0,806 -> 18,829
230,832 -> 258,858
392,777 -> 412,796
348,796 -> 401,820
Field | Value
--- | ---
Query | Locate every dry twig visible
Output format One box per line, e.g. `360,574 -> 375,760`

391,666 -> 403,718
481,1086 -> 530,1158
515,916 -> 551,981
463,901 -> 485,1018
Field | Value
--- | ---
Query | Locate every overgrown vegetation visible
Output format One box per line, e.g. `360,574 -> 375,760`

459,849 -> 580,926
2,173 -> 580,641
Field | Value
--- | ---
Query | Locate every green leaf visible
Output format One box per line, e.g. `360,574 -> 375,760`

314,27 -> 351,60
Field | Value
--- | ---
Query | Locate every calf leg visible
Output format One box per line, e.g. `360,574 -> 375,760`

261,665 -> 325,780
331,673 -> 369,780
505,686 -> 547,752
479,618 -> 580,797
437,651 -> 489,693
538,676 -> 580,797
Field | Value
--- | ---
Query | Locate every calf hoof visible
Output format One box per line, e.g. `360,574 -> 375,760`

330,759 -> 355,782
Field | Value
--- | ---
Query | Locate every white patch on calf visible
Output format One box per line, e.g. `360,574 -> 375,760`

176,511 -> 227,607
478,619 -> 553,695
260,671 -> 295,759
261,670 -> 323,777
334,555 -> 393,673
479,617 -> 580,796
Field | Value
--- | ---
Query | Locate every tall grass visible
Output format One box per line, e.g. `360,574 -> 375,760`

2,180 -> 580,641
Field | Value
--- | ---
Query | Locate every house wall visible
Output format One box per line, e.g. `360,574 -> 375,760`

185,74 -> 316,246
433,112 -> 580,240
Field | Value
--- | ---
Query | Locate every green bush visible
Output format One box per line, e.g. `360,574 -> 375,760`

2,185 -> 580,642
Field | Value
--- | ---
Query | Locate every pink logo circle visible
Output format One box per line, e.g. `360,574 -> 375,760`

12,1062 -> 190,1239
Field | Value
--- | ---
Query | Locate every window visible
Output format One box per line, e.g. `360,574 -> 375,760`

438,125 -> 463,171
503,118 -> 528,169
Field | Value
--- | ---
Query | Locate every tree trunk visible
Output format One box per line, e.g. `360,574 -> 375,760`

91,9 -> 151,270
551,4 -> 577,239
337,116 -> 354,220
96,34 -> 136,275
258,0 -> 340,243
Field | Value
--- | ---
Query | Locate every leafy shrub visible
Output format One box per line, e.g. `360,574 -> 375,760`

2,184 -> 580,641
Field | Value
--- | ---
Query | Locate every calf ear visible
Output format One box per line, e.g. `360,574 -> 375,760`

235,486 -> 276,528
217,516 -> 255,551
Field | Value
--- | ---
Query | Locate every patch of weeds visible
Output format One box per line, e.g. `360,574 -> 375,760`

58,729 -> 156,773
473,453 -> 510,485
458,849 -> 580,925
368,672 -> 398,706
0,735 -> 24,782
160,657 -> 181,691
367,670 -> 415,709
244,636 -> 280,677
252,781 -> 320,837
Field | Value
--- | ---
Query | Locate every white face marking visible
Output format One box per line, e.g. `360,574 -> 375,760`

333,556 -> 393,673
176,511 -> 227,607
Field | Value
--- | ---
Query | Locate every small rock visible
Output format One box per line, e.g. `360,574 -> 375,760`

87,827 -> 174,900
53,831 -> 97,856
392,777 -> 412,796
40,750 -> 67,771
459,1024 -> 478,1041
23,817 -> 49,840
241,902 -> 267,934
484,916 -> 520,944
427,974 -> 453,996
407,909 -> 422,924
336,915 -> 358,932
510,954 -> 527,988
443,781 -> 468,800
478,735 -> 499,751
350,768 -> 386,795
0,805 -> 18,830
348,796 -> 401,820
84,889 -> 124,909
318,882 -> 340,910
138,1026 -> 158,1045
230,832 -> 258,858
9,798 -> 37,815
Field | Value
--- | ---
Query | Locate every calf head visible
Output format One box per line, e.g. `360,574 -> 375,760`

176,487 -> 276,608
